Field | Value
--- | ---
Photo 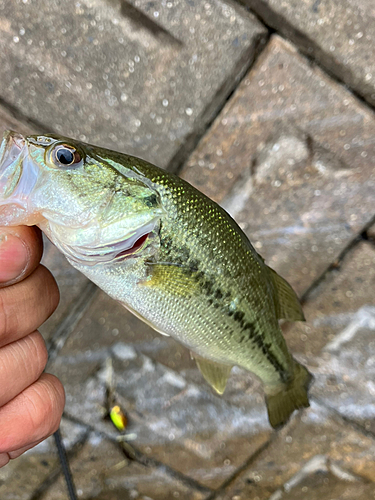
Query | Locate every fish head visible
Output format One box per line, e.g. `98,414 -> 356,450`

0,130 -> 164,265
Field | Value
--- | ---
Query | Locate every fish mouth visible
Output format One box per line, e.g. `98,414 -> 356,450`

0,131 -> 25,194
50,218 -> 159,266
0,130 -> 33,224
0,131 -> 25,162
0,130 -> 42,226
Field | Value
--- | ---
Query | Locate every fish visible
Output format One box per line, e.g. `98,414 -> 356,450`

0,130 -> 312,429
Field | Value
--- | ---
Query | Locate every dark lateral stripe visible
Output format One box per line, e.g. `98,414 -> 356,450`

176,255 -> 290,383
233,311 -> 289,383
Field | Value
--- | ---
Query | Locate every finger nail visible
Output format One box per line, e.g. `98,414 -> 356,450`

0,233 -> 29,283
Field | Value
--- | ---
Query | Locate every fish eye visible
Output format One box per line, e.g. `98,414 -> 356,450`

52,144 -> 82,167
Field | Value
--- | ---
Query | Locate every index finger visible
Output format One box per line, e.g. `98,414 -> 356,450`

0,226 -> 43,287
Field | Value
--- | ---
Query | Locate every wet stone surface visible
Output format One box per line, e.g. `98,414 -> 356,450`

285,241 -> 375,432
367,222 -> 375,243
43,435 -> 209,500
286,241 -> 375,358
214,403 -> 375,500
0,419 -> 87,500
182,35 -> 375,295
0,0 -> 266,169
242,0 -> 375,106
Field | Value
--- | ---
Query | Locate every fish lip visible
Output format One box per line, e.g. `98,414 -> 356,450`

0,130 -> 25,171
0,130 -> 43,225
0,130 -> 26,195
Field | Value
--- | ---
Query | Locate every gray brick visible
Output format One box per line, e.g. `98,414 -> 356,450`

242,0 -> 375,106
285,242 -> 375,357
367,222 -> 375,243
0,0 -> 266,169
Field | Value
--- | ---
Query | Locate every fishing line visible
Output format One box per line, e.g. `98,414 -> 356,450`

53,428 -> 78,500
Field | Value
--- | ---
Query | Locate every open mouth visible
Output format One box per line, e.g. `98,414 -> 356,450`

0,131 -> 25,170
0,131 -> 38,225
0,131 -> 25,197
115,231 -> 150,259
53,218 -> 159,265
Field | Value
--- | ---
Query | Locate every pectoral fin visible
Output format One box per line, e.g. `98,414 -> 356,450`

192,354 -> 232,394
268,266 -> 305,321
142,263 -> 199,298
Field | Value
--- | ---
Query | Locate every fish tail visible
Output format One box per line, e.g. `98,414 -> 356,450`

265,361 -> 313,429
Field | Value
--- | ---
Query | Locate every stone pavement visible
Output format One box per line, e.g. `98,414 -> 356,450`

0,1 -> 375,499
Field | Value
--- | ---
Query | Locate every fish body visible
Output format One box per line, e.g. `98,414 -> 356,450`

0,131 -> 312,428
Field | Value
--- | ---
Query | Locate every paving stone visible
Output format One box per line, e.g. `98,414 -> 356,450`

0,0 -> 266,169
241,0 -> 375,107
181,35 -> 375,295
276,476 -> 375,500
44,434 -> 209,500
0,418 -> 87,500
49,316 -> 271,489
0,106 -> 35,137
214,403 -> 375,500
367,222 -> 375,242
285,241 -> 375,356
281,242 -> 375,432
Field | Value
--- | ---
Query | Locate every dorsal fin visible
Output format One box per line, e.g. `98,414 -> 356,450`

268,267 -> 305,321
192,353 -> 232,394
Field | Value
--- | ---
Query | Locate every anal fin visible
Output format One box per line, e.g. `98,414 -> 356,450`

192,353 -> 232,394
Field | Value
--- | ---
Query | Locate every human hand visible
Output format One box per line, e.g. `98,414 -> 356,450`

0,226 -> 65,467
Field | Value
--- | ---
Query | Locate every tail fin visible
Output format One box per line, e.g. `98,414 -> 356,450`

265,362 -> 313,429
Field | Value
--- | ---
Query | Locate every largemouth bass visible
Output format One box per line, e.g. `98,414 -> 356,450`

0,130 -> 312,428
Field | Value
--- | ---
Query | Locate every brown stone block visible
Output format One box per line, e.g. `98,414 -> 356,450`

215,404 -> 375,500
0,106 -> 35,137
182,36 -> 375,294
285,241 -> 375,357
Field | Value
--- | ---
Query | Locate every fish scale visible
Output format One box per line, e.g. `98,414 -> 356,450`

141,170 -> 282,367
0,130 -> 313,428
